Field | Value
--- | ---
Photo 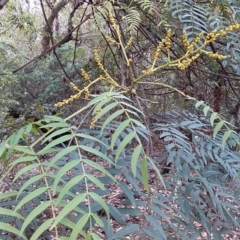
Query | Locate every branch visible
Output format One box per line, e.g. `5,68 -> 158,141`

41,0 -> 68,52
13,14 -> 92,74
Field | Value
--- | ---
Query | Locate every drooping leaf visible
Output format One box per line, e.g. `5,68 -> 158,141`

131,144 -> 142,177
210,112 -> 218,126
222,130 -> 232,149
89,192 -> 110,218
141,157 -> 149,193
213,121 -> 224,139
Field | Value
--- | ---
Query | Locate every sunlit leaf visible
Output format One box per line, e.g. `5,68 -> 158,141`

86,174 -> 105,190
195,100 -> 204,108
203,106 -> 210,116
17,174 -> 43,198
109,224 -> 139,239
0,207 -> 24,220
13,163 -> 40,182
79,145 -> 112,164
56,175 -> 85,204
94,102 -> 118,121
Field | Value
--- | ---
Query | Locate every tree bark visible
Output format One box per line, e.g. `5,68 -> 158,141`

0,0 -> 9,10
41,0 -> 68,52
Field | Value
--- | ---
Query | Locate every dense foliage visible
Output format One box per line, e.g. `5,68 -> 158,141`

0,0 -> 240,239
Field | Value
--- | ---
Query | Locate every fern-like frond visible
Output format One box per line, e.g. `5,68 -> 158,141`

171,0 -> 210,37
133,0 -> 155,13
124,7 -> 141,32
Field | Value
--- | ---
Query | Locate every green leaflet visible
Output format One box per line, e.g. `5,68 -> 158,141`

131,144 -> 142,177
213,121 -> 224,139
15,187 -> 48,210
0,223 -> 27,240
115,131 -> 136,163
53,159 -> 81,191
111,119 -> 130,149
100,109 -> 124,136
51,193 -> 88,230
222,130 -> 232,149
141,156 -> 149,193
19,201 -> 51,237
69,213 -> 90,239
56,175 -> 85,205
30,218 -> 54,240
94,102 -> 118,121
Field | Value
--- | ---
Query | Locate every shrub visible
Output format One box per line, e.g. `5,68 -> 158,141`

0,93 -> 239,239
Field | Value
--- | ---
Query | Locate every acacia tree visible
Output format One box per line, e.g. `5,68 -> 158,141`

2,0 -> 240,123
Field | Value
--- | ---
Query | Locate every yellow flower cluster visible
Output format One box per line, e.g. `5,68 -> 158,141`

125,37 -> 133,49
142,68 -> 154,75
178,54 -> 200,70
90,108 -> 101,129
188,32 -> 204,52
205,23 -> 240,44
94,49 -> 104,70
106,35 -> 119,45
84,88 -> 90,99
109,11 -> 121,37
80,68 -> 91,83
205,30 -> 218,43
153,29 -> 171,60
70,82 -> 81,92
153,42 -> 164,60
165,29 -> 172,52
182,31 -> 190,49
202,50 -> 226,60
54,82 -> 86,107
93,49 -> 118,87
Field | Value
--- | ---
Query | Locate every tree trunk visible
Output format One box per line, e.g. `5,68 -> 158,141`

0,0 -> 9,10
41,0 -> 68,52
